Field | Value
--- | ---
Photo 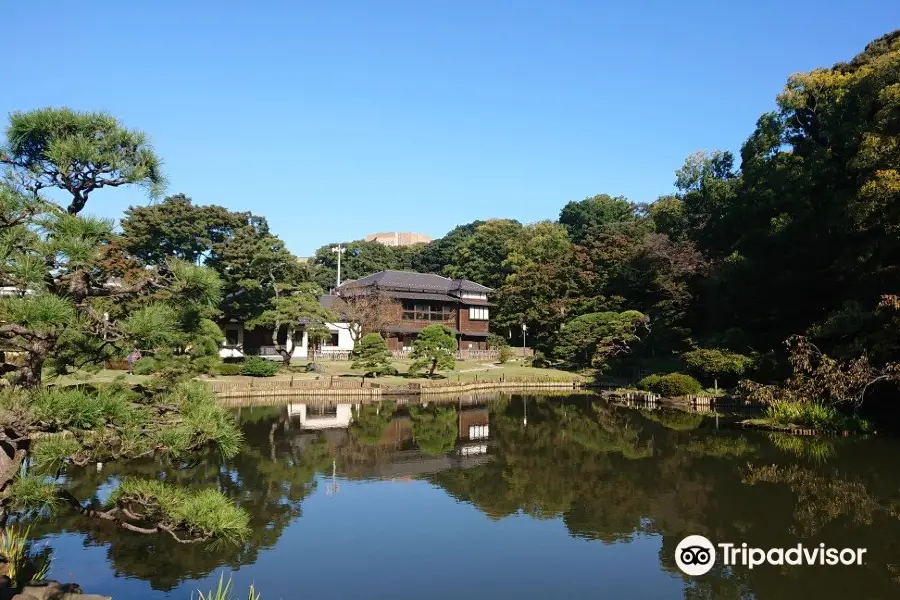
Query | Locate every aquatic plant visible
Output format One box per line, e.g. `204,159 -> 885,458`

0,524 -> 52,587
193,572 -> 261,600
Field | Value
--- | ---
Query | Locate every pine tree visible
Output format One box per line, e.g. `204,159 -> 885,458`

351,333 -> 393,378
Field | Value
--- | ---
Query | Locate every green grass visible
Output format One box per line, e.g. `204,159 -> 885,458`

193,573 -> 260,600
760,400 -> 870,433
203,358 -> 585,386
0,524 -> 52,587
47,368 -> 148,387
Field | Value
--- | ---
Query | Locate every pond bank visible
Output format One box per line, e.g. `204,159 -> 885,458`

209,377 -> 587,400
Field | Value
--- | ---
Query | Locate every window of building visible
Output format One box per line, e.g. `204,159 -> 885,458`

224,328 -> 240,346
327,331 -> 340,347
469,307 -> 489,321
306,405 -> 338,419
401,300 -> 454,322
469,424 -> 489,440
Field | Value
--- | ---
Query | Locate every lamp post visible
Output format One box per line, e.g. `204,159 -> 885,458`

521,323 -> 527,357
331,245 -> 346,289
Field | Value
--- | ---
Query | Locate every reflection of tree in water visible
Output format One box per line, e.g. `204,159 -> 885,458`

409,404 -> 458,456
350,401 -> 397,446
742,464 -> 895,537
640,408 -> 705,431
29,408 -> 332,591
23,396 -> 900,598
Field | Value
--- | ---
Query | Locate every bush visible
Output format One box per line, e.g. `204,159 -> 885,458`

531,351 -> 548,368
241,356 -> 279,377
498,346 -> 514,364
486,333 -> 509,349
637,372 -> 703,397
763,400 -> 869,432
132,357 -> 158,375
217,363 -> 243,376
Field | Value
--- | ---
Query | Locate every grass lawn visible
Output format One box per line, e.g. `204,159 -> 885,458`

201,358 -> 586,386
48,359 -> 586,389
48,369 -> 149,387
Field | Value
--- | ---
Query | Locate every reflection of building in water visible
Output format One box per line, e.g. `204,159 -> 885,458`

288,403 -> 355,430
457,407 -> 490,456
284,402 -> 496,479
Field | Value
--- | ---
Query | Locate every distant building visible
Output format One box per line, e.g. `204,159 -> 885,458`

365,232 -> 432,246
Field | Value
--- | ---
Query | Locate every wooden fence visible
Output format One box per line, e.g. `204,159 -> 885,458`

208,375 -> 585,400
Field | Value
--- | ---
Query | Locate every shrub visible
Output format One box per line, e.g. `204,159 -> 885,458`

486,333 -> 509,349
132,357 -> 158,375
217,363 -> 243,376
637,372 -> 703,397
531,351 -> 548,368
241,356 -> 279,377
498,346 -> 514,364
763,400 -> 868,432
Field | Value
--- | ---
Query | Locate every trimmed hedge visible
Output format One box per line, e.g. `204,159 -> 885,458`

637,372 -> 703,397
217,363 -> 243,376
241,357 -> 279,377
132,357 -> 158,375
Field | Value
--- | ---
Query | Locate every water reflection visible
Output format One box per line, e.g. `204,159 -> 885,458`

29,395 -> 900,598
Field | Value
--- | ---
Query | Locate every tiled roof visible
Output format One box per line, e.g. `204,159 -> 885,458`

338,270 -> 492,294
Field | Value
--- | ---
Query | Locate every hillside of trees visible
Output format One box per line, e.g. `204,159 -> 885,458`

110,32 -> 900,409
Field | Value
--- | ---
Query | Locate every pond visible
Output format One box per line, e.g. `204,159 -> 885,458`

26,394 -> 900,599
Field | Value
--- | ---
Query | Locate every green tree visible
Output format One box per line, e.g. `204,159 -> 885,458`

351,333 -> 393,378
682,348 -> 754,390
552,310 -> 649,370
247,282 -> 335,367
408,405 -> 458,456
1,108 -> 164,214
559,194 -> 639,245
412,221 -> 484,274
120,194 -> 256,265
441,219 -> 523,289
408,325 -> 457,377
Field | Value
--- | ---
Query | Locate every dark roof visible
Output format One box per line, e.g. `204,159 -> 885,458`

338,270 -> 492,294
318,295 -> 348,320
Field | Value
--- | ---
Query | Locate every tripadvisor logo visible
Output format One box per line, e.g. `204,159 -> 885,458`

675,535 -> 868,576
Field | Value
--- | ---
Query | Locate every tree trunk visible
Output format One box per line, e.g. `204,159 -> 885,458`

14,340 -> 52,388
429,358 -> 437,378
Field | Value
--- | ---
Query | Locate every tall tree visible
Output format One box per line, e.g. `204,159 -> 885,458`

559,194 -> 639,245
1,108 -> 164,214
247,282 -> 336,367
121,194 -> 257,265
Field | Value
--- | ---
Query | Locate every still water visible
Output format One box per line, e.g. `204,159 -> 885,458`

30,394 -> 900,599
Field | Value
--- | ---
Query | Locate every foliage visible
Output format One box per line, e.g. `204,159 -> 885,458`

408,405 -> 458,456
2,107 -> 164,214
762,400 -> 868,433
486,333 -> 508,349
682,348 -> 754,386
738,336 -> 900,409
637,373 -> 703,397
408,325 -> 457,377
193,572 -> 261,600
216,363 -> 243,376
350,402 -> 396,446
108,478 -> 251,544
551,311 -> 649,370
0,524 -> 52,587
351,333 -> 393,378
7,474 -> 61,514
640,408 -> 704,431
241,357 -> 279,378
498,346 -> 514,364
133,356 -> 159,375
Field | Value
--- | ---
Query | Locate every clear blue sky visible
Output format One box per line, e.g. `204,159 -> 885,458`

5,1 -> 897,256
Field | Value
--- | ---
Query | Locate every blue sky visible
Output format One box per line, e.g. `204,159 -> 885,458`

5,1 -> 897,256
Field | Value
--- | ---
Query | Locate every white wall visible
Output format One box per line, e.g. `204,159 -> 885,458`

286,403 -> 357,429
218,322 -> 356,359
